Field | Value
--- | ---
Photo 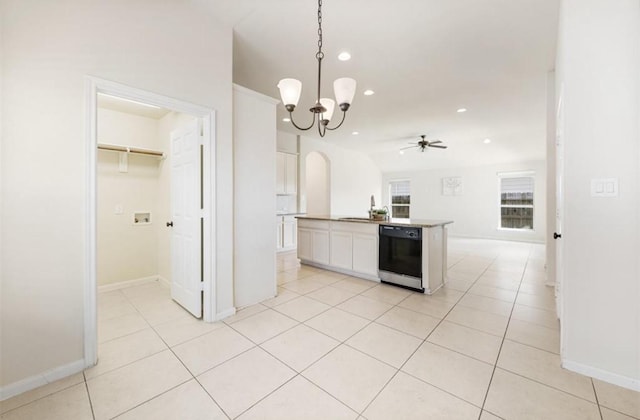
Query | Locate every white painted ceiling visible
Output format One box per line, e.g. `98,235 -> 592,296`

217,0 -> 559,172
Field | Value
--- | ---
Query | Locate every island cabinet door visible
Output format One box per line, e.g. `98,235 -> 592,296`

312,230 -> 330,265
330,231 -> 353,270
297,228 -> 313,261
283,218 -> 297,248
352,233 -> 378,276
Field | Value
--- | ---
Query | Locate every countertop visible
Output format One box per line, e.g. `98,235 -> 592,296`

277,212 -> 306,216
296,215 -> 454,228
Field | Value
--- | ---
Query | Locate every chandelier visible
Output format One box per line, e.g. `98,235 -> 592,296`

277,0 -> 356,137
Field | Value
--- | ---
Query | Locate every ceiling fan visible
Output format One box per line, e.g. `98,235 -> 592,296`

401,135 -> 448,153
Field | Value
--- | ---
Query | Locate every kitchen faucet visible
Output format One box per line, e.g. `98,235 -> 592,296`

369,195 -> 375,219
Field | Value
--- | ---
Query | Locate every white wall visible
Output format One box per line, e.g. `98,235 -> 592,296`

233,85 -> 277,308
382,161 -> 547,243
97,108 -> 162,286
299,136 -> 382,216
557,0 -> 640,389
0,0 -> 234,392
276,130 -> 297,153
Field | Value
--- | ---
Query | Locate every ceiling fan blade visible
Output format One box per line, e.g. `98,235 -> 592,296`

429,145 -> 448,149
429,140 -> 442,144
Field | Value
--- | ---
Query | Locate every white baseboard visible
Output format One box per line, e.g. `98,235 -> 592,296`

98,275 -> 160,292
157,276 -> 171,288
0,359 -> 85,401
215,307 -> 236,321
562,359 -> 640,392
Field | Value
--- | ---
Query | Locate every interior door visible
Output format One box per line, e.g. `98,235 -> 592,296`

555,88 -> 564,321
170,119 -> 202,317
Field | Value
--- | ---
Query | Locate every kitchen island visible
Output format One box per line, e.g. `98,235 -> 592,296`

296,215 -> 453,294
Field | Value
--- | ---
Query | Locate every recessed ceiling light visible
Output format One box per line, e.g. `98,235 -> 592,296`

338,51 -> 351,61
399,150 -> 405,155
98,93 -> 161,109
363,89 -> 375,96
484,138 -> 491,144
352,131 -> 359,135
282,117 -> 291,122
457,108 -> 467,113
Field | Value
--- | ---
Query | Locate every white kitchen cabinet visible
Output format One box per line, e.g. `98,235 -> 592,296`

352,233 -> 378,276
297,219 -> 379,281
297,229 -> 312,260
297,219 -> 330,265
276,216 -> 283,249
330,231 -> 353,270
312,230 -> 330,265
276,152 -> 297,195
276,215 -> 297,252
283,216 -> 297,248
276,153 -> 286,194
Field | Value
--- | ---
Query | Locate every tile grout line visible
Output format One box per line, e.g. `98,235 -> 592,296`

476,246 -> 533,419
356,258 -> 497,417
591,378 -> 604,420
82,372 -> 96,420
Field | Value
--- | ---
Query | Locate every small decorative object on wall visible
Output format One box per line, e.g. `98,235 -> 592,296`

442,177 -> 463,196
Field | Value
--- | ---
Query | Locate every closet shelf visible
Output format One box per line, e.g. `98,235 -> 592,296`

98,142 -> 165,159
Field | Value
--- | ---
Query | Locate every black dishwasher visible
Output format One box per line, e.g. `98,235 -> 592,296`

378,225 -> 424,292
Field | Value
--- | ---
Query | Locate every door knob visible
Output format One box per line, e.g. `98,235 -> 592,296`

166,221 -> 174,227
553,232 -> 561,239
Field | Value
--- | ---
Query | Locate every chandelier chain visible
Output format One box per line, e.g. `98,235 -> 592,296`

316,0 -> 323,60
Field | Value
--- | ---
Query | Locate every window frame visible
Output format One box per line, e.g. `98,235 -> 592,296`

388,179 -> 411,220
497,171 -> 535,232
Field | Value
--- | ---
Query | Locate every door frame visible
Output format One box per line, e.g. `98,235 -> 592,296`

83,76 -> 217,368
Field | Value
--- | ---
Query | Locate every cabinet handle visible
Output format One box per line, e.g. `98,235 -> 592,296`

553,232 -> 561,239
166,221 -> 174,227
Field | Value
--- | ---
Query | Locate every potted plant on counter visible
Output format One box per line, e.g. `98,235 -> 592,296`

372,208 -> 388,221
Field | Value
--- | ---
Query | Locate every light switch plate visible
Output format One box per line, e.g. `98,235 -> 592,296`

591,178 -> 618,197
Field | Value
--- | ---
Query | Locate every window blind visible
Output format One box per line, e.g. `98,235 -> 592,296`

501,177 -> 534,194
390,180 -> 410,196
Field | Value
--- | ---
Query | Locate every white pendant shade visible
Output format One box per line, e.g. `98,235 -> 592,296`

333,77 -> 357,105
319,98 -> 335,122
277,78 -> 302,107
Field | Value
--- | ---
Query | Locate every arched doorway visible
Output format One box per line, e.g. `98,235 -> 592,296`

305,151 -> 331,215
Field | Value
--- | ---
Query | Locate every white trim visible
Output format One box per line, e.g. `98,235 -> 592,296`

84,78 -> 98,369
84,76 -> 218,375
215,307 -> 237,321
0,359 -> 85,401
299,260 -> 381,282
562,359 -> 640,392
157,275 -> 171,288
97,275 -> 160,293
497,170 -> 535,177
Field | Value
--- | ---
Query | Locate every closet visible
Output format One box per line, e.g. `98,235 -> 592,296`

96,97 -> 196,291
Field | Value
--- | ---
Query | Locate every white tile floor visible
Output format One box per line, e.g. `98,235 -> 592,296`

2,238 -> 639,419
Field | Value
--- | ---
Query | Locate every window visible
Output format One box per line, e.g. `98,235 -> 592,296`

499,174 -> 534,230
389,180 -> 410,219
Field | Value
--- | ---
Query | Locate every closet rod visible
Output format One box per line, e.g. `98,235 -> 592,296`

97,143 -> 165,158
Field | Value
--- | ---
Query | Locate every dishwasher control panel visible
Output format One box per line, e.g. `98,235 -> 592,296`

379,225 -> 422,240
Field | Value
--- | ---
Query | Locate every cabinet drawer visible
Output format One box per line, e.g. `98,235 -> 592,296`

298,219 -> 330,230
330,221 -> 378,235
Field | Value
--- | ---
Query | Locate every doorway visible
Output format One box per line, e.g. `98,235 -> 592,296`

85,77 -> 217,369
305,151 -> 331,215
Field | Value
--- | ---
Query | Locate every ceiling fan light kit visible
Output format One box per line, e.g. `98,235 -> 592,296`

277,0 -> 356,137
401,135 -> 449,152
